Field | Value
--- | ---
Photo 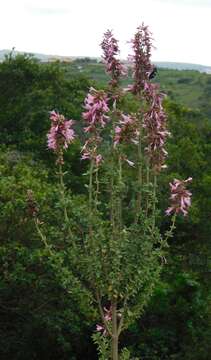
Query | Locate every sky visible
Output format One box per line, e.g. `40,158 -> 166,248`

0,0 -> 211,65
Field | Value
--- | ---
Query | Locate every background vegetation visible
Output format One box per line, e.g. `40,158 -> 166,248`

0,54 -> 210,359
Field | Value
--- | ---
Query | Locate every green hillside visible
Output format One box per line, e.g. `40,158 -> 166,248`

61,59 -> 211,118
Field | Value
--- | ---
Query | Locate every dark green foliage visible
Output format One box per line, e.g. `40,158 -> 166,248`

0,54 -> 90,158
123,100 -> 211,359
0,149 -> 98,359
122,273 -> 210,359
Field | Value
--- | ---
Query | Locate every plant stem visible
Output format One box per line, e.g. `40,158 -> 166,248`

95,166 -> 100,212
117,298 -> 127,336
118,154 -> 122,231
152,174 -> 157,230
135,117 -> 143,223
89,160 -> 94,211
164,213 -> 177,243
88,160 -> 94,237
34,219 -> 53,256
145,161 -> 150,217
58,162 -> 73,239
96,291 -> 112,336
112,302 -> 118,360
59,163 -> 67,221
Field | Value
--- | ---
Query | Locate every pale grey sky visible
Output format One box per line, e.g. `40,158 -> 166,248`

1,0 -> 211,65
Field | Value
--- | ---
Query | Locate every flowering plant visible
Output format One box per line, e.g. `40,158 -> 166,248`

30,24 -> 192,360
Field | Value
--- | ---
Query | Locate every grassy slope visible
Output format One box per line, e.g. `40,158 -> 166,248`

61,61 -> 211,118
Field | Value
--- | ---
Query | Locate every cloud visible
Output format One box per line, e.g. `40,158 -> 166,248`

28,7 -> 70,16
157,0 -> 211,6
1,0 -> 210,65
24,0 -> 70,16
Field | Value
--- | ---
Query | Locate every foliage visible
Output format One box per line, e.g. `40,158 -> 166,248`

0,149 -> 96,360
0,53 -> 90,158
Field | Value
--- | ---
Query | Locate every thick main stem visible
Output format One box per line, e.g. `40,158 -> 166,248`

112,302 -> 119,360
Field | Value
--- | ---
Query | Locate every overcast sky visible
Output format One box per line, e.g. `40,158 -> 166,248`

1,0 -> 211,65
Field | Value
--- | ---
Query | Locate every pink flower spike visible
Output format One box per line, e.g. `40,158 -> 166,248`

47,111 -> 75,154
81,88 -> 110,165
114,113 -> 139,146
166,178 -> 192,217
82,88 -> 110,133
143,82 -> 170,172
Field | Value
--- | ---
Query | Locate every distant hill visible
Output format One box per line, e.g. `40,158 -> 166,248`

1,49 -> 211,73
0,49 -> 75,63
154,61 -> 211,74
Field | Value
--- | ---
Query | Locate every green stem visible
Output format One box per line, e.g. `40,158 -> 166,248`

59,163 -> 68,222
117,296 -> 127,336
58,162 -> 73,239
135,118 -> 143,223
34,219 -> 53,256
164,213 -> 177,243
145,161 -> 150,217
88,160 -> 94,237
112,302 -> 118,360
152,174 -> 157,230
89,160 -> 94,211
118,155 -> 122,231
95,166 -> 99,211
96,291 -> 112,337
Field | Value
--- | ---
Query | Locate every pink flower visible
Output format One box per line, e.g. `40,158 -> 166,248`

47,111 -> 75,152
101,30 -> 126,86
166,177 -> 192,216
114,113 -> 139,146
96,324 -> 104,332
95,154 -> 103,166
81,135 -> 103,165
96,324 -> 107,336
82,88 -> 110,133
81,88 -> 110,166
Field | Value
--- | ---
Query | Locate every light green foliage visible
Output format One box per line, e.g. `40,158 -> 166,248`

92,333 -> 111,360
64,59 -> 211,118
